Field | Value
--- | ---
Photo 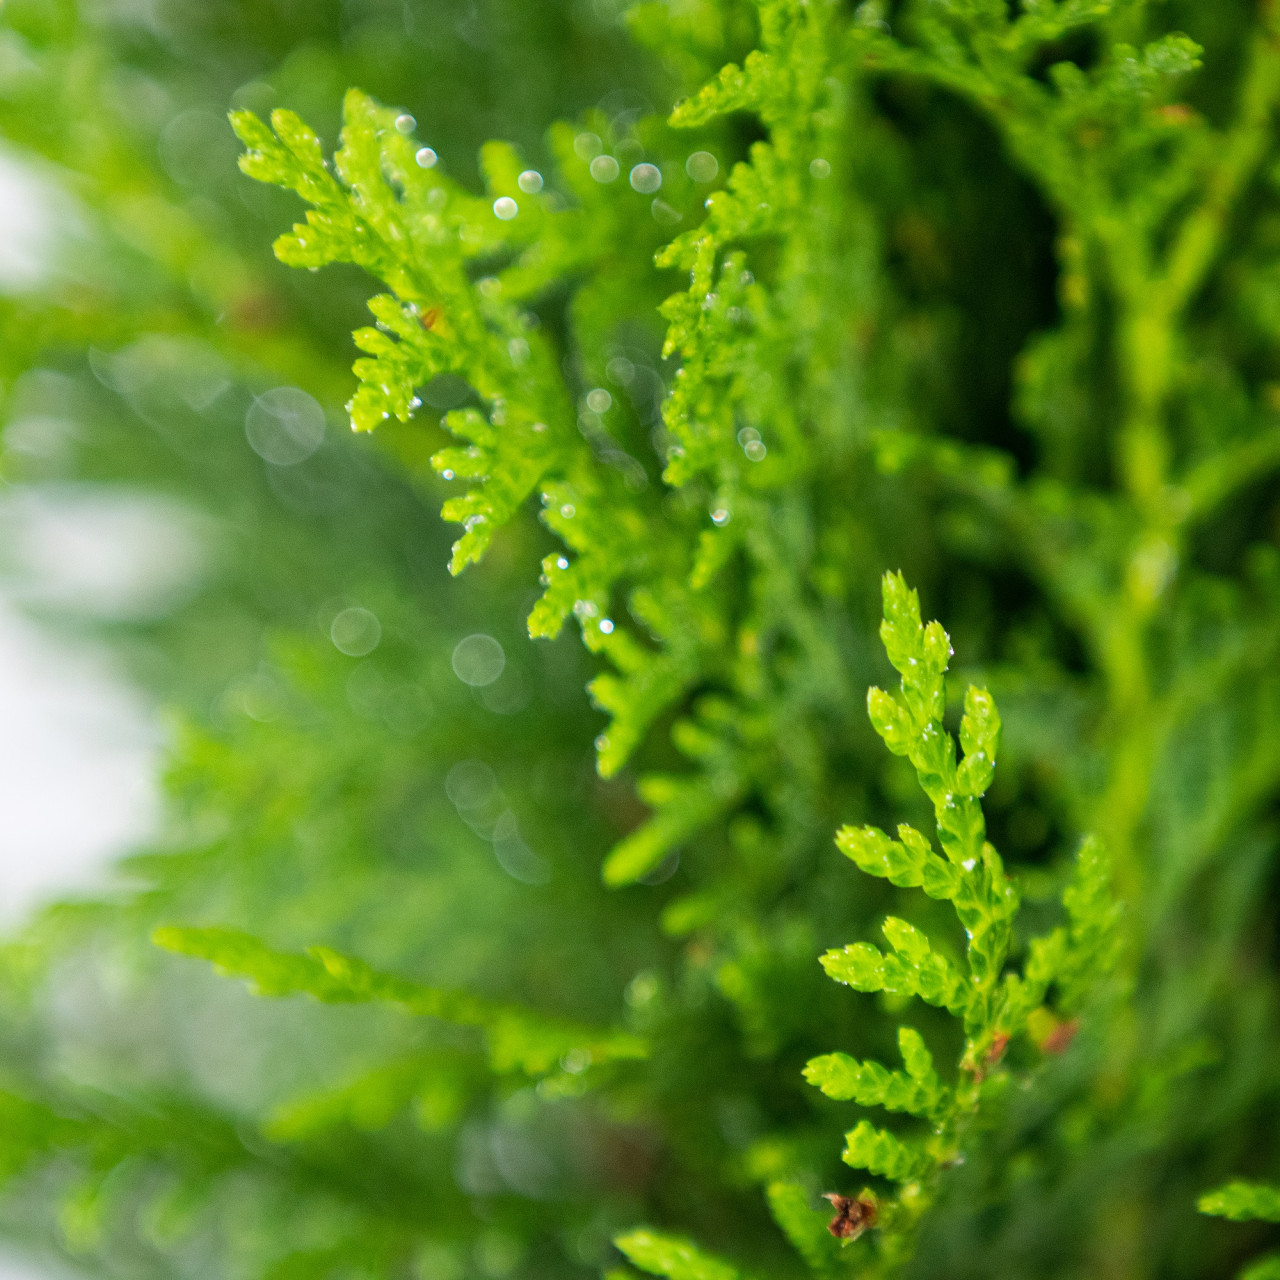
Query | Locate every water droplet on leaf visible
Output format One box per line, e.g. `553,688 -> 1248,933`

629,163 -> 661,193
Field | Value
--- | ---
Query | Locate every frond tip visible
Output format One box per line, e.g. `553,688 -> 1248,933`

804,572 -> 1119,1257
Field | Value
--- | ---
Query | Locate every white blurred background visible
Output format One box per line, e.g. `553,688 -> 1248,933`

0,146 -> 188,1280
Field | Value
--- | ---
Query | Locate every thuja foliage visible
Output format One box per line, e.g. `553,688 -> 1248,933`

801,574 -> 1119,1270
3,0 -> 1280,1278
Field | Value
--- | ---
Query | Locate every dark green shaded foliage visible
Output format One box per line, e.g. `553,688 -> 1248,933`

0,1 -> 1279,1279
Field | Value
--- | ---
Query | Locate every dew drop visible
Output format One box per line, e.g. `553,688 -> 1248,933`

590,154 -> 620,183
493,196 -> 519,220
395,113 -> 416,134
629,162 -> 662,193
441,469 -> 455,480
606,356 -> 635,385
574,132 -> 603,161
560,503 -> 576,518
810,157 -> 831,179
599,618 -> 614,634
651,198 -> 682,225
415,146 -> 438,168
518,169 -> 544,193
561,1048 -> 590,1074
586,387 -> 612,413
555,556 -> 569,570
245,386 -> 325,466
711,508 -> 731,526
452,633 -> 505,687
744,439 -> 767,461
330,607 -> 381,657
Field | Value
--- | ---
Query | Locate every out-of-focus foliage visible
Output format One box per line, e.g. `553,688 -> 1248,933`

1,1 -> 1280,1279
1202,1181 -> 1280,1279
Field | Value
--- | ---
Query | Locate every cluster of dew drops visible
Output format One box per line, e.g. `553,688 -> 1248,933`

483,135 -> 721,223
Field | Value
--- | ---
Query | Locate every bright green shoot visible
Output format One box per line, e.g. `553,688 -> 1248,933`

801,572 -> 1120,1266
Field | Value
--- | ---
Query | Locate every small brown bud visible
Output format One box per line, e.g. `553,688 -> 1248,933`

969,1030 -> 1010,1080
1043,1017 -> 1079,1055
823,1192 -> 878,1241
985,1031 -> 1010,1067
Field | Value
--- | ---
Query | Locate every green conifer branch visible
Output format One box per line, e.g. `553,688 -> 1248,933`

223,0 -> 882,890
153,926 -> 646,1078
800,573 -> 1119,1270
231,92 -> 581,573
230,91 -> 725,793
841,2 -> 1280,921
7,4 -> 1276,1274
